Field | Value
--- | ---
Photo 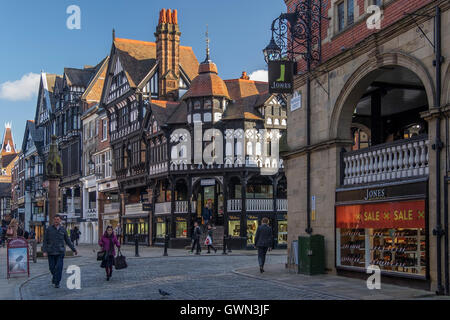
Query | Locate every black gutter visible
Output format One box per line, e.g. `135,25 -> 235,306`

432,5 -> 444,295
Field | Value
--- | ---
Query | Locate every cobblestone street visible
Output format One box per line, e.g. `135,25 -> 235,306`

20,254 -> 348,300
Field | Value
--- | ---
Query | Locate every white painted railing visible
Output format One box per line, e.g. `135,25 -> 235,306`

343,136 -> 429,186
175,201 -> 197,213
125,203 -> 145,215
227,199 -> 242,212
155,202 -> 171,215
104,202 -> 120,214
277,199 -> 288,211
247,199 -> 274,212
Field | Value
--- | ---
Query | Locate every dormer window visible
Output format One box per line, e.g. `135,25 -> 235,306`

194,100 -> 201,110
204,99 -> 212,109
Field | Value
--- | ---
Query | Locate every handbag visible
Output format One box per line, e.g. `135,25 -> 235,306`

114,250 -> 127,270
97,250 -> 106,261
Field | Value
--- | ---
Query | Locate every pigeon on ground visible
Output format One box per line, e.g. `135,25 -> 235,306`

159,289 -> 171,296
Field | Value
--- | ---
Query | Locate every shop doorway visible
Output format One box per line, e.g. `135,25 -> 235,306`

195,180 -> 224,226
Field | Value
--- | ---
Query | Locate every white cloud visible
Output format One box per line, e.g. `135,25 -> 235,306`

0,73 -> 40,101
249,70 -> 268,82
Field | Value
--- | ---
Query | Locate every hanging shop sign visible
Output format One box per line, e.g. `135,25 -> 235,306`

336,199 -> 425,229
7,238 -> 30,279
268,61 -> 294,94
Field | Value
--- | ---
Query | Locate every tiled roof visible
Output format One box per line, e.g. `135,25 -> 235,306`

113,38 -> 199,88
224,78 -> 268,101
64,67 -> 97,87
82,56 -> 109,103
222,93 -> 270,121
1,154 -> 17,169
1,125 -> 16,156
166,101 -> 188,124
182,61 -> 230,100
150,100 -> 180,125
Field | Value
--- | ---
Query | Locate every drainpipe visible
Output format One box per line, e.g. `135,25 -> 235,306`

431,6 -> 444,295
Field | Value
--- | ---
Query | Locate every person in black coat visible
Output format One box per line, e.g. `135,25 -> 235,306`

190,221 -> 202,255
254,217 -> 273,273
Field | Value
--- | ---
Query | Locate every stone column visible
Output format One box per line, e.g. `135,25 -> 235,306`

71,186 -> 75,214
48,179 -> 59,224
120,192 -> 126,244
97,191 -> 105,237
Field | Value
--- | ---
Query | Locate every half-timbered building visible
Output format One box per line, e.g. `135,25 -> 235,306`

102,9 -> 288,248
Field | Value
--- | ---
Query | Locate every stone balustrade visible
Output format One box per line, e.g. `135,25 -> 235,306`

342,135 -> 429,186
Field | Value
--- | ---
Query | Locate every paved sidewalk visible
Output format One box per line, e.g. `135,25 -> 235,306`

233,263 -> 450,300
0,244 -> 286,300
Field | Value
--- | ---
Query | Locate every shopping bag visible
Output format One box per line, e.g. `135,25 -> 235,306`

204,235 -> 212,246
114,250 -> 127,270
97,251 -> 106,261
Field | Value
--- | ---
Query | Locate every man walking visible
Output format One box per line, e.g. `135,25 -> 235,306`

202,199 -> 213,229
191,221 -> 202,255
42,215 -> 78,288
254,217 -> 273,273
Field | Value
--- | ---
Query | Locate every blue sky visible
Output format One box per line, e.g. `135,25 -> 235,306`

0,0 -> 285,150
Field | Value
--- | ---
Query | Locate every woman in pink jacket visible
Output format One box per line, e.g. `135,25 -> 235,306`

98,226 -> 120,281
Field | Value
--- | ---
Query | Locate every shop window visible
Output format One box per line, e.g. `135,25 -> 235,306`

278,220 -> 288,245
229,218 -> 240,237
352,127 -> 370,151
156,221 -> 166,238
247,218 -> 258,245
176,220 -> 187,238
336,200 -> 427,277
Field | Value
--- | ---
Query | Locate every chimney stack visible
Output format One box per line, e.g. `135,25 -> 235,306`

155,8 -> 181,101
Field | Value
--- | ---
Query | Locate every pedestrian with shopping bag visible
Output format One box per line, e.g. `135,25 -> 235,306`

98,225 -> 120,281
42,215 -> 78,288
254,217 -> 273,273
205,224 -> 217,254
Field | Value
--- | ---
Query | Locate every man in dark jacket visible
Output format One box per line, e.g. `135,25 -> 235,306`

254,217 -> 273,273
202,199 -> 213,229
43,215 -> 77,288
190,221 -> 202,255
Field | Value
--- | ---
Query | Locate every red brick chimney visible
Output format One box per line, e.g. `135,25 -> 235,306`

155,8 -> 181,101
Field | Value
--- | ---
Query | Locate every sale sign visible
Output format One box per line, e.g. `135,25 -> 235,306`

336,200 -> 425,229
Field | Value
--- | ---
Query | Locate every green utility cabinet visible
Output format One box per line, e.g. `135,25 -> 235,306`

298,235 -> 325,275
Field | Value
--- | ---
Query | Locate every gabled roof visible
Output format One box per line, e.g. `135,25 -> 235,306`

82,56 -> 109,104
21,120 -> 43,154
224,78 -> 268,101
64,66 -> 97,88
1,123 -> 16,156
1,154 -> 17,169
112,37 -> 199,88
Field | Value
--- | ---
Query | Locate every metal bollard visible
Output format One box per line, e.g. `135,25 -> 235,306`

31,240 -> 37,263
135,236 -> 140,257
222,234 -> 227,255
227,235 -> 232,253
163,234 -> 169,256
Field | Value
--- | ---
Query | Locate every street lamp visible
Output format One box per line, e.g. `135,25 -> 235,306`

263,37 -> 282,64
263,0 -> 328,72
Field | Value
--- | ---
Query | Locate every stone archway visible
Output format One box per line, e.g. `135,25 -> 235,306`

330,52 -> 435,141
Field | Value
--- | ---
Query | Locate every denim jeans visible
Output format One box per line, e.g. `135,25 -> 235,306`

257,247 -> 269,267
48,254 -> 65,285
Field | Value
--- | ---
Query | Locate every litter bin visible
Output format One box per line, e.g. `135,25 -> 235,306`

298,235 -> 325,275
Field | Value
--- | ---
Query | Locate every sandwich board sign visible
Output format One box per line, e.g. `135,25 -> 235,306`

7,237 -> 30,279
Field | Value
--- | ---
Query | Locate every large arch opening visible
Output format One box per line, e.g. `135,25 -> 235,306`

335,64 -> 432,186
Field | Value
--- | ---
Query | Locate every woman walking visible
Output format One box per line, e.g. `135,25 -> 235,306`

98,226 -> 120,281
205,224 -> 217,254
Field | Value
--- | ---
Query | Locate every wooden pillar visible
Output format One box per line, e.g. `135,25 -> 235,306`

170,178 -> 176,238
187,177 -> 193,239
147,187 -> 154,246
240,174 -> 247,239
120,192 -> 126,244
223,175 -> 229,237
